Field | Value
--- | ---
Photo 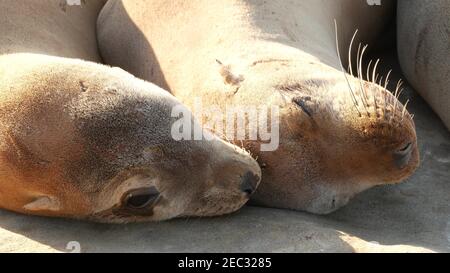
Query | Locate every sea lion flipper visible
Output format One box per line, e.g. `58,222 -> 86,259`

23,196 -> 60,212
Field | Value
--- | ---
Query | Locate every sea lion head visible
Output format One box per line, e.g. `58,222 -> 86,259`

87,122 -> 262,223
251,70 -> 419,214
0,54 -> 261,223
88,131 -> 262,223
71,75 -> 262,223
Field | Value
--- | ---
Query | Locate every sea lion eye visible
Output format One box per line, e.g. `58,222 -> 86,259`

397,142 -> 413,154
124,187 -> 160,209
292,96 -> 313,117
393,142 -> 413,169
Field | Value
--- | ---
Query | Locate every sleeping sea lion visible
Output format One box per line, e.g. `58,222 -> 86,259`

0,0 -> 261,222
97,0 -> 419,214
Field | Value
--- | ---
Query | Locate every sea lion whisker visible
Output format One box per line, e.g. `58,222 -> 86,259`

383,69 -> 392,106
379,75 -> 388,120
356,43 -> 361,78
396,88 -> 405,100
371,59 -> 380,84
347,28 -> 358,77
354,43 -> 369,115
334,20 -> 361,116
401,99 -> 410,121
366,59 -> 373,82
393,79 -> 401,98
355,44 -> 364,94
383,82 -> 388,120
396,81 -> 403,99
392,87 -> 405,122
397,87 -> 404,102
392,79 -> 403,120
395,80 -> 404,99
383,70 -> 392,91
358,44 -> 370,109
366,59 -> 379,113
378,76 -> 384,86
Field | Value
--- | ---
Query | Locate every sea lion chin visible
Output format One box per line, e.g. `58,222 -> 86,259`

0,53 -> 261,223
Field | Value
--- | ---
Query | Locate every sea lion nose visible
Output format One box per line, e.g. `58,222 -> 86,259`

240,171 -> 260,196
393,142 -> 413,169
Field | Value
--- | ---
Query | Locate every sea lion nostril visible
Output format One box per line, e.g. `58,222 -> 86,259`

393,142 -> 414,169
240,171 -> 260,196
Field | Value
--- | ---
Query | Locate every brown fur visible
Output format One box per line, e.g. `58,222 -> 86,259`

98,0 -> 419,213
0,53 -> 261,222
0,1 -> 261,222
0,0 -> 106,61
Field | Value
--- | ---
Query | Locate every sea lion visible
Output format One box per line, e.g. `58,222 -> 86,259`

0,1 -> 261,222
97,0 -> 419,214
98,0 -> 420,214
0,0 -> 106,62
397,0 -> 450,131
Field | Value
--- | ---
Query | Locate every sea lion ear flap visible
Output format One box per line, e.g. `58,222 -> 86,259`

292,96 -> 314,118
23,196 -> 61,212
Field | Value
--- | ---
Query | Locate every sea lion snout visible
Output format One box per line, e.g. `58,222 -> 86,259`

178,139 -> 262,218
240,171 -> 260,196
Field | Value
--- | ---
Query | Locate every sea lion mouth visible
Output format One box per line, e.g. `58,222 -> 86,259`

181,199 -> 248,218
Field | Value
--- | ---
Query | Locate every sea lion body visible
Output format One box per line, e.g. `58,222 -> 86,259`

0,0 -> 106,61
397,0 -> 450,131
98,0 -> 419,213
0,1 -> 261,222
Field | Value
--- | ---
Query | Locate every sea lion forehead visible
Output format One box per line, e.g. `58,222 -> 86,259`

276,78 -> 334,94
274,75 -> 415,144
275,78 -> 357,119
